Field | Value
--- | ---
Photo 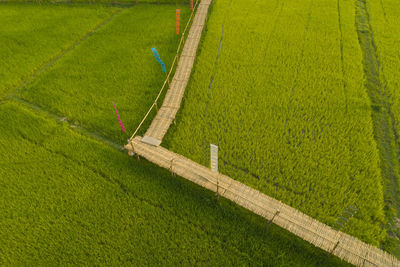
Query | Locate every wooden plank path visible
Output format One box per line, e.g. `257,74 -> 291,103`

141,0 -> 212,146
126,137 -> 400,267
127,0 -> 400,265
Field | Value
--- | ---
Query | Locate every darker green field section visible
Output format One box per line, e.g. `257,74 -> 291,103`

0,102 -> 349,266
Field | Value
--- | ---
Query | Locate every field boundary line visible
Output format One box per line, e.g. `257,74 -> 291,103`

4,7 -> 125,101
283,0 -> 313,144
202,0 -> 235,161
337,0 -> 348,114
12,97 -> 125,151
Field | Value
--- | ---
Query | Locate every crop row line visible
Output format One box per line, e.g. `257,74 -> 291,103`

283,0 -> 314,145
221,159 -> 307,197
201,0 -> 235,161
12,97 -> 125,150
337,0 -> 348,114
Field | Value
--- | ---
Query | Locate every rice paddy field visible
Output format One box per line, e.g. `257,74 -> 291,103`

0,101 -> 349,266
1,0 -> 399,265
17,4 -> 190,142
0,4 -> 117,98
0,2 -> 351,266
165,0 -> 400,254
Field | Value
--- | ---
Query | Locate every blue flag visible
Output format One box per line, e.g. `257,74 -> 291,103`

152,47 -> 166,73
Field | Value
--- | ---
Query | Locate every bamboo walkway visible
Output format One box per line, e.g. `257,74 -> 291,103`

126,137 -> 400,267
141,0 -> 212,146
126,0 -> 400,265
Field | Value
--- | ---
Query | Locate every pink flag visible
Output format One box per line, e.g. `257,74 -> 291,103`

112,101 -> 126,133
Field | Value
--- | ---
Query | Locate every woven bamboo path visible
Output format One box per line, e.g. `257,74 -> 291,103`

126,0 -> 400,265
141,0 -> 212,146
125,137 -> 400,267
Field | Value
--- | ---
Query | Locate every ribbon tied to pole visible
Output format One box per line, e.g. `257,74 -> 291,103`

152,47 -> 166,73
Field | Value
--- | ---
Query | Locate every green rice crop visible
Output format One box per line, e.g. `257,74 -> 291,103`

368,0 -> 400,191
0,101 -> 349,266
19,4 -> 190,143
0,4 -> 350,264
165,0 -> 388,246
0,3 -> 117,98
0,1 -> 391,263
366,0 -> 400,255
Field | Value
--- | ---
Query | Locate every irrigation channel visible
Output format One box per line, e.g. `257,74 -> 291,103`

126,0 -> 400,265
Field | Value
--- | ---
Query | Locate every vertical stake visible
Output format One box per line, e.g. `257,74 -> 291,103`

329,241 -> 340,256
128,140 -> 134,157
216,174 -> 219,198
190,0 -> 194,11
210,144 -> 219,197
170,158 -> 175,176
269,210 -> 280,224
210,144 -> 218,173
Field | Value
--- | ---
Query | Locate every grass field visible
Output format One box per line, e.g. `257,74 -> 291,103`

165,0 -> 392,247
0,3 -> 117,98
0,2 -> 351,265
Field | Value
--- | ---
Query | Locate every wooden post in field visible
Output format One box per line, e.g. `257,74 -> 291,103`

176,9 -> 181,35
210,144 -> 218,173
190,0 -> 194,11
210,144 -> 219,196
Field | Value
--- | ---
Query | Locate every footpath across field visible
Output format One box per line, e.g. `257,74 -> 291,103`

0,2 -> 349,265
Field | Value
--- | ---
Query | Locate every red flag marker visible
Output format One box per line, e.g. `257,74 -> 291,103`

112,101 -> 126,133
176,9 -> 180,35
190,0 -> 193,11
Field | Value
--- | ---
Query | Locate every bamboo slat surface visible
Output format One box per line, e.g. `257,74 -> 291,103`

142,0 -> 212,146
127,0 -> 400,265
125,137 -> 400,267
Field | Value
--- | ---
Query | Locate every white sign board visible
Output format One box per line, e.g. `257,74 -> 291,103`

210,144 -> 218,173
